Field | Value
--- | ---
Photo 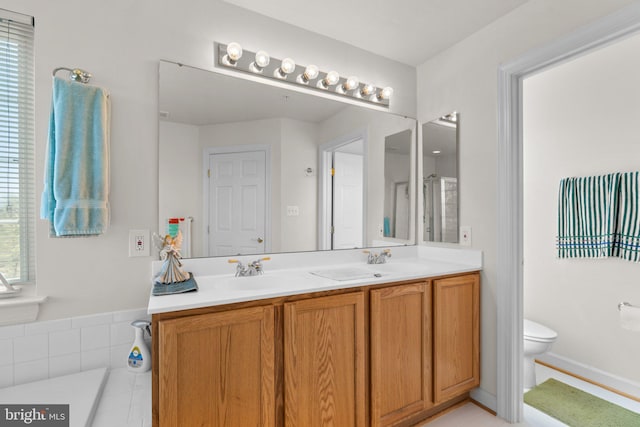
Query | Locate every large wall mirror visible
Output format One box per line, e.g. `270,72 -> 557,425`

158,61 -> 417,258
421,112 -> 459,243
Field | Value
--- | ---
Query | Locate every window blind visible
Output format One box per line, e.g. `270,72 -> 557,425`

0,11 -> 34,283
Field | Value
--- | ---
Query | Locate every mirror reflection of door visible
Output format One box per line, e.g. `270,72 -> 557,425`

422,112 -> 458,243
332,149 -> 364,249
319,136 -> 365,250
206,148 -> 268,256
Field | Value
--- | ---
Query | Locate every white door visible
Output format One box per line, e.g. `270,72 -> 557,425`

333,151 -> 364,249
208,150 -> 266,256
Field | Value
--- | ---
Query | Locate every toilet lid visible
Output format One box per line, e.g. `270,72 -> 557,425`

524,319 -> 557,341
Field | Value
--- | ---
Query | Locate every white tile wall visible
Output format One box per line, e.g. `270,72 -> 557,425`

49,353 -> 81,377
13,334 -> 48,362
0,365 -> 13,388
49,329 -> 81,356
81,324 -> 110,352
0,308 -> 149,388
0,339 -> 13,366
14,359 -> 48,385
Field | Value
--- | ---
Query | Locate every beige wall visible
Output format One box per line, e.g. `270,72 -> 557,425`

524,31 -> 640,383
416,0 -> 636,398
3,0 -> 416,321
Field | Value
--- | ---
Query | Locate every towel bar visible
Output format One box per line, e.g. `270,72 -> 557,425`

52,67 -> 92,83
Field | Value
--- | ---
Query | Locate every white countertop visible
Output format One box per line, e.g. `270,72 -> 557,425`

148,246 -> 482,315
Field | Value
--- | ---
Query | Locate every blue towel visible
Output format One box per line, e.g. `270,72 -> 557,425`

41,76 -> 110,237
383,216 -> 391,237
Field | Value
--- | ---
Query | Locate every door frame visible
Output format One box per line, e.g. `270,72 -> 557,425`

202,144 -> 272,256
317,130 -> 368,250
496,4 -> 640,422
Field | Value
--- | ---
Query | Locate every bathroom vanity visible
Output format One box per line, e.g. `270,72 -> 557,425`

148,248 -> 481,427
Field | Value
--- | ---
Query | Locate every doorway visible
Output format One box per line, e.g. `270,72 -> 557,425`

318,133 -> 366,250
497,5 -> 640,422
204,145 -> 271,256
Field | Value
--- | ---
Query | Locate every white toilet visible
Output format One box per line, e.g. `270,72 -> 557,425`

523,319 -> 558,390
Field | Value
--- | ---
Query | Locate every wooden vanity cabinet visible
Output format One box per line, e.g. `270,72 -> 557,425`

370,282 -> 432,427
152,271 -> 480,427
433,274 -> 480,403
284,292 -> 366,427
156,305 -> 275,427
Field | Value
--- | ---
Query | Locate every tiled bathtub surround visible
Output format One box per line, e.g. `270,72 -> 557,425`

0,308 -> 149,388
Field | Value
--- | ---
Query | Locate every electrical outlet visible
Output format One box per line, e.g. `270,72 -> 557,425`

129,229 -> 150,257
460,226 -> 472,246
286,206 -> 299,216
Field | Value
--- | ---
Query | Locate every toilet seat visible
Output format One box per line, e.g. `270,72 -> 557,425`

524,319 -> 557,343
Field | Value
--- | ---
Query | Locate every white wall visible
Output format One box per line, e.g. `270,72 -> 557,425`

523,32 -> 640,382
280,119 -> 319,252
7,0 -> 415,321
158,121 -> 201,256
416,0 -> 636,398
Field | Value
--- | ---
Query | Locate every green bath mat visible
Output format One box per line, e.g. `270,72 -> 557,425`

524,378 -> 640,427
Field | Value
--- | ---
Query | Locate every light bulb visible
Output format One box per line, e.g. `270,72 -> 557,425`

360,84 -> 375,97
322,71 -> 340,87
303,64 -> 319,81
226,42 -> 243,62
279,58 -> 296,76
343,76 -> 360,91
254,50 -> 270,68
378,86 -> 394,100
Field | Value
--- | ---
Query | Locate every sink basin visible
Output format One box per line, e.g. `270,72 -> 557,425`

310,267 -> 383,281
367,262 -> 430,275
210,274 -> 302,292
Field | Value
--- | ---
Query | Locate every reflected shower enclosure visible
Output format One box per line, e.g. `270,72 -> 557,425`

422,113 -> 458,243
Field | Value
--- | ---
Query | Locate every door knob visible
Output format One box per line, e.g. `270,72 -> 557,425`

257,237 -> 264,243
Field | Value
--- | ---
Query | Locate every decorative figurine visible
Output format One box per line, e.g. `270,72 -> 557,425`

152,231 -> 198,295
154,230 -> 190,283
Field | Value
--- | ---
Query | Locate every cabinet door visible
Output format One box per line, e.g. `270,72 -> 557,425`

284,292 -> 365,427
158,305 -> 275,427
371,282 -> 432,427
433,274 -> 480,403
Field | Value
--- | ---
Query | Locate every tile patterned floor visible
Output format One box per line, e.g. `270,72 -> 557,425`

90,363 -> 640,426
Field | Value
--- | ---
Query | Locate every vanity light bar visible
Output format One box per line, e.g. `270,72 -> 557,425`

216,42 -> 392,107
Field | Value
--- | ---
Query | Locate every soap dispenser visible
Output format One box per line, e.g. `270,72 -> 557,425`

128,320 -> 151,373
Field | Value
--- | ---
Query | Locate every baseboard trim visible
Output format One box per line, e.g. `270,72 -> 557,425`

470,387 -> 497,413
470,398 -> 497,416
537,353 -> 640,402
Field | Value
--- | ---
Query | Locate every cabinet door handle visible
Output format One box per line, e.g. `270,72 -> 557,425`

257,237 -> 264,243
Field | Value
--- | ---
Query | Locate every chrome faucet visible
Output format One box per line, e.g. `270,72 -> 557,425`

363,249 -> 392,264
228,257 -> 271,277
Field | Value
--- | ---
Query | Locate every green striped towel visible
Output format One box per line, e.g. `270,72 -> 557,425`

614,172 -> 640,262
557,172 -> 640,262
